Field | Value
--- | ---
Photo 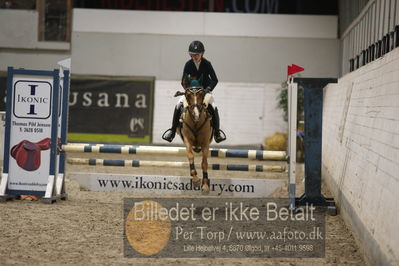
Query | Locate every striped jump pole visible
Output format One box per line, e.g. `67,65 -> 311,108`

67,158 -> 286,172
62,144 -> 287,161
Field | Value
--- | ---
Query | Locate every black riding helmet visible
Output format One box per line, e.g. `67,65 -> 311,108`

188,40 -> 205,54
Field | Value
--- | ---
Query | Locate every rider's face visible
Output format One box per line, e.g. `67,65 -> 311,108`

190,53 -> 202,63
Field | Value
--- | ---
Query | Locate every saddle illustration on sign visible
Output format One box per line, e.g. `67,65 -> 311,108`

10,138 -> 51,171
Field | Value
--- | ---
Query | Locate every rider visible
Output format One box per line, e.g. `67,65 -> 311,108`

162,40 -> 226,143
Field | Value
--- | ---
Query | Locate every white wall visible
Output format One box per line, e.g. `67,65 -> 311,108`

70,9 -> 339,145
0,8 -> 339,146
0,9 -> 69,50
153,81 -> 286,146
0,49 -> 71,71
323,47 -> 399,265
73,9 -> 337,39
0,9 -> 70,71
0,9 -> 38,49
71,9 -> 339,83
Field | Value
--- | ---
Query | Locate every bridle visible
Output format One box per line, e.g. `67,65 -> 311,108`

187,103 -> 206,119
182,87 -> 210,136
185,87 -> 206,119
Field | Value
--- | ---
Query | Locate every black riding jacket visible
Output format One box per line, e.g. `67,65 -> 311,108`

181,58 -> 218,91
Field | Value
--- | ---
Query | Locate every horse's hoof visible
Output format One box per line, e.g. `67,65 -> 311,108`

192,176 -> 201,187
202,184 -> 210,194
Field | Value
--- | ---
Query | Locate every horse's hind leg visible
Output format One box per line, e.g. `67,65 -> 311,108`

201,146 -> 210,194
185,142 -> 201,187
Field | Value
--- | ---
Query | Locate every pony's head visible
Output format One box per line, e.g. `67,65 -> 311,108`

183,75 -> 206,122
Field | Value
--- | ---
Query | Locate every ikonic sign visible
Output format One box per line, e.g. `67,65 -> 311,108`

0,68 -> 61,201
13,81 -> 52,119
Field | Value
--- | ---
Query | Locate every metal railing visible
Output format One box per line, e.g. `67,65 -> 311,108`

340,0 -> 399,75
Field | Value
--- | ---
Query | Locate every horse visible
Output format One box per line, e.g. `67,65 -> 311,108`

174,77 -> 213,193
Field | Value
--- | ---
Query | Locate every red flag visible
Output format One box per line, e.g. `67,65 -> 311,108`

287,64 -> 304,77
292,64 -> 304,74
287,65 -> 293,77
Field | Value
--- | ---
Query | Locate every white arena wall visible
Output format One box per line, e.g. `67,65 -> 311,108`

0,9 -> 70,71
70,8 -> 338,146
1,8 -> 339,146
323,48 -> 399,265
153,80 -> 285,145
71,9 -> 338,83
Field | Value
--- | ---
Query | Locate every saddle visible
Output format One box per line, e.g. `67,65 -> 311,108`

11,138 -> 51,171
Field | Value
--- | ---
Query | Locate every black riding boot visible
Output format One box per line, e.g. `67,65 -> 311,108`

162,105 -> 182,142
207,105 -> 226,143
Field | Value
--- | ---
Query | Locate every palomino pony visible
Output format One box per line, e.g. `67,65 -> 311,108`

175,77 -> 213,193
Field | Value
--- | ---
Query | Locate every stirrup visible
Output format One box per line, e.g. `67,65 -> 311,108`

162,129 -> 175,142
214,129 -> 226,143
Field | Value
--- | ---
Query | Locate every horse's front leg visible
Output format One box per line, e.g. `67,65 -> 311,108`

201,146 -> 210,194
185,141 -> 201,187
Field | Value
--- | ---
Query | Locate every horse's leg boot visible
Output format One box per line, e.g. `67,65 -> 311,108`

162,106 -> 181,142
208,106 -> 226,143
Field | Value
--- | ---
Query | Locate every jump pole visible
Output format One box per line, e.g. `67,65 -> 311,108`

62,144 -> 286,161
67,158 -> 286,172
